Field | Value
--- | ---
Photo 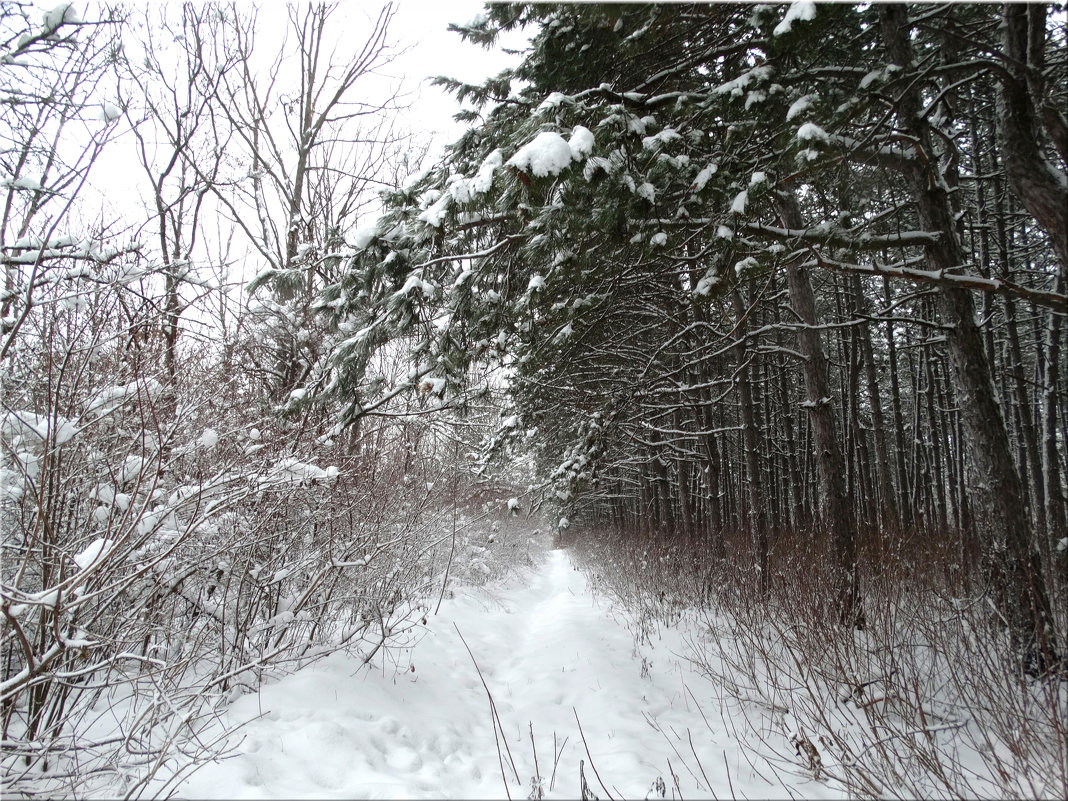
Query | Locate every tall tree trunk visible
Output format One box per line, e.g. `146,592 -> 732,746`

854,275 -> 900,535
883,280 -> 913,531
775,191 -> 859,626
1044,275 -> 1067,549
996,3 -> 1068,271
1004,296 -> 1047,541
882,3 -> 1059,673
732,287 -> 769,594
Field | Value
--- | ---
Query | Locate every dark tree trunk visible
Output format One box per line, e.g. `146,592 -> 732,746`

996,3 -> 1068,271
882,3 -> 1060,673
776,191 -> 859,626
732,287 -> 769,594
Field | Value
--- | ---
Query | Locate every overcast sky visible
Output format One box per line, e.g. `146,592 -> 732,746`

71,1 -> 524,240
386,0 -> 525,148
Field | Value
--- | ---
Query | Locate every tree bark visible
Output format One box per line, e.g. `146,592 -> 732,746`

882,3 -> 1059,673
996,3 -> 1068,271
731,287 -> 769,594
775,191 -> 859,626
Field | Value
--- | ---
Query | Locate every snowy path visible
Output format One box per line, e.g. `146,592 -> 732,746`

171,548 -> 842,799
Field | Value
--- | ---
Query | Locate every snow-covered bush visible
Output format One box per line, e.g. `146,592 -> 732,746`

569,529 -> 1068,799
1,332 -> 470,795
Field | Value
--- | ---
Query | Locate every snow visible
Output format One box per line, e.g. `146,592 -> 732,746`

773,1 -> 817,36
797,122 -> 830,143
735,256 -> 759,276
1,410 -> 78,446
43,3 -> 79,32
1,175 -> 44,191
471,149 -> 504,192
261,457 -> 340,486
99,101 -> 122,122
786,94 -> 817,122
692,163 -> 717,192
583,155 -> 615,181
650,231 -> 667,247
713,65 -> 773,97
537,91 -> 569,111
448,150 -> 505,204
353,217 -> 381,250
730,189 -> 748,214
198,428 -> 219,449
859,66 -> 899,90
527,274 -> 545,291
567,126 -> 594,160
73,538 -> 114,571
84,378 -> 163,419
159,548 -> 827,800
695,266 -> 720,296
418,192 -> 451,227
641,128 -> 681,150
394,273 -> 437,298
507,131 -> 575,178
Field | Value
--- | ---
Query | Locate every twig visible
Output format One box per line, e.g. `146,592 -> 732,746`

455,623 -> 521,794
723,751 -> 735,800
687,728 -> 714,795
667,756 -> 683,799
685,684 -> 714,733
643,712 -> 702,788
573,707 -> 615,800
529,721 -> 541,792
435,442 -> 460,615
550,733 -> 568,792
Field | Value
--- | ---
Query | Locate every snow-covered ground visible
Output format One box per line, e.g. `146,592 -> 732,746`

160,541 -> 844,800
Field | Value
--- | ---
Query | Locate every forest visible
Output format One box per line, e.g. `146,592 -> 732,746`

1,2 -> 1066,798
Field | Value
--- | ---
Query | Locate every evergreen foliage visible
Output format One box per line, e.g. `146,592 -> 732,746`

324,3 -> 1066,669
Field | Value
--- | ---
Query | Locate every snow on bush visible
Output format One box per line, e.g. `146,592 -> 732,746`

786,93 -> 817,122
692,163 -> 717,192
42,2 -> 80,33
72,537 -> 114,570
773,0 -> 817,36
508,129 -> 593,178
796,121 -> 830,143
730,189 -> 748,214
567,126 -> 595,160
1,410 -> 78,446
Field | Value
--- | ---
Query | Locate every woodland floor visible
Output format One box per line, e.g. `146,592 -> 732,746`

150,523 -> 846,800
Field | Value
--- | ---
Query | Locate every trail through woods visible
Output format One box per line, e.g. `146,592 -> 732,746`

162,540 -> 844,799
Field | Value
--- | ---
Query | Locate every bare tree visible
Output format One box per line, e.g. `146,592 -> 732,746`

208,1 -> 408,401
1,3 -> 127,360
118,3 -> 240,394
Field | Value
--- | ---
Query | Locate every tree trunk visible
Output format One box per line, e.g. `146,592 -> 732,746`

882,3 -> 1059,673
996,3 -> 1068,271
775,191 -> 859,626
732,287 -> 769,594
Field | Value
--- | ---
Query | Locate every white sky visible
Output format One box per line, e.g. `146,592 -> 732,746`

386,0 -> 526,149
82,1 -> 525,228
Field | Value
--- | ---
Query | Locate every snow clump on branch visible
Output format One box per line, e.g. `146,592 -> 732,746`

507,126 -> 595,178
773,1 -> 817,36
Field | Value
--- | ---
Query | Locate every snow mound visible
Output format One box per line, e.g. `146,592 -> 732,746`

73,538 -> 114,571
773,1 -> 817,36
508,129 -> 593,178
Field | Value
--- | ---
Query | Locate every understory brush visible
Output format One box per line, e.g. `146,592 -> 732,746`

0,368 -> 498,797
570,528 -> 1068,799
